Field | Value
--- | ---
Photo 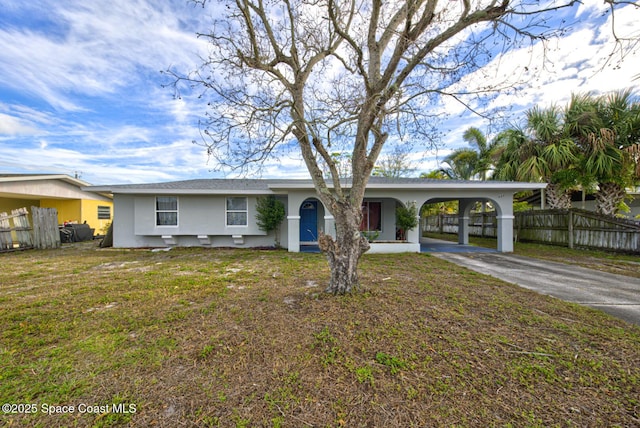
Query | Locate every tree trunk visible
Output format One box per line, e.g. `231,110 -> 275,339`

595,182 -> 627,216
545,183 -> 572,209
318,202 -> 370,294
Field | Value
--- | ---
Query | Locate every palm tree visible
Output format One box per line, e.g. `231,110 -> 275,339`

440,127 -> 503,181
440,148 -> 479,180
492,127 -> 529,181
493,107 -> 579,209
462,127 -> 503,180
565,90 -> 640,216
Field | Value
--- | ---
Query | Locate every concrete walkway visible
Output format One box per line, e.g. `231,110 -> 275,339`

429,251 -> 640,326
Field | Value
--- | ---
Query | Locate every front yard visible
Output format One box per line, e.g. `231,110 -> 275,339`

1,243 -> 638,426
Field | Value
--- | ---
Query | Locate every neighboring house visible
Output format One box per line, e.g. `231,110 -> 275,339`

568,190 -> 640,218
0,174 -> 113,233
522,188 -> 640,218
86,177 -> 544,253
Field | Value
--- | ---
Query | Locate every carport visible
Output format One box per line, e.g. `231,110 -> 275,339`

358,178 -> 546,253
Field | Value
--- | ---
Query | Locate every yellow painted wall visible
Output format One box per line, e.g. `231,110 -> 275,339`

80,199 -> 113,234
40,199 -> 81,225
39,199 -> 113,233
0,198 -> 40,214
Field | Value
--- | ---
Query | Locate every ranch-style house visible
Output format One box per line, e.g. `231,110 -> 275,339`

85,177 -> 545,253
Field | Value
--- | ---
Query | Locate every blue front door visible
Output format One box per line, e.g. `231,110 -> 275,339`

300,200 -> 318,242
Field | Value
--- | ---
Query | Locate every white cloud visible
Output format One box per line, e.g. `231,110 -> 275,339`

257,156 -> 312,180
0,0 -> 209,112
0,136 -> 214,184
0,113 -> 39,135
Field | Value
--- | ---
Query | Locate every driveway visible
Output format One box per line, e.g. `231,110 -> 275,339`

429,251 -> 640,326
420,238 -> 497,253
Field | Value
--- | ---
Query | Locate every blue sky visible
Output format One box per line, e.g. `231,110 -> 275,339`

0,1 -> 638,185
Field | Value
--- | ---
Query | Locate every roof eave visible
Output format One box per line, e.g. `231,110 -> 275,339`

84,187 -> 276,195
88,180 -> 547,194
1,174 -> 91,187
269,181 -> 547,191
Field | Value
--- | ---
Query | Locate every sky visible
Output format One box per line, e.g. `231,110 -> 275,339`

0,0 -> 638,185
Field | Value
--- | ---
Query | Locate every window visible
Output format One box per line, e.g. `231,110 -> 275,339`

360,201 -> 382,231
156,196 -> 178,226
97,205 -> 111,220
226,197 -> 248,226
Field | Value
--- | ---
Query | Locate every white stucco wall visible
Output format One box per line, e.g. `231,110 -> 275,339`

113,194 -> 287,248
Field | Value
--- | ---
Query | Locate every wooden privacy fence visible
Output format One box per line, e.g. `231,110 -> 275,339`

0,207 -> 60,252
423,212 -> 498,238
423,209 -> 640,253
515,209 -> 640,253
0,208 -> 33,251
31,207 -> 61,249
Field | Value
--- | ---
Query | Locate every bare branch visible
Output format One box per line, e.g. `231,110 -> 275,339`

173,0 -> 638,202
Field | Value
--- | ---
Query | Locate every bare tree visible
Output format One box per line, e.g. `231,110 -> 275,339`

168,0 -> 635,294
373,145 -> 416,178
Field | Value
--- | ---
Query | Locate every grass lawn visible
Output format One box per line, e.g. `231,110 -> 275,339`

1,242 -> 639,427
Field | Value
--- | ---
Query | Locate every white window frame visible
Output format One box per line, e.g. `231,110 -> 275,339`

156,196 -> 178,226
226,197 -> 248,227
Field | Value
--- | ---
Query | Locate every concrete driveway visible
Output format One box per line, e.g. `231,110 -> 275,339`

429,251 -> 640,326
420,238 -> 497,253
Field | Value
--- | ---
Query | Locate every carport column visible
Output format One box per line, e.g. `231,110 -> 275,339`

458,215 -> 470,245
323,215 -> 336,239
287,215 -> 300,252
407,214 -> 421,244
457,200 -> 473,245
497,215 -> 514,252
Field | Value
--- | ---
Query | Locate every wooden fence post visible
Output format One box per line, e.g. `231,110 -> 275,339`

0,211 -> 11,250
0,208 -> 35,251
568,210 -> 574,249
12,208 -> 33,249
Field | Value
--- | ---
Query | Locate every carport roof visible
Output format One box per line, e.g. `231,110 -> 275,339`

85,177 -> 546,195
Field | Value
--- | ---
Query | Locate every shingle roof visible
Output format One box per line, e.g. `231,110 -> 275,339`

86,179 -> 292,194
107,179 -> 276,190
85,177 -> 545,194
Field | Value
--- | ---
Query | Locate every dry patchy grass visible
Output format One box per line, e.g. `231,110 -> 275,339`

1,242 -> 639,427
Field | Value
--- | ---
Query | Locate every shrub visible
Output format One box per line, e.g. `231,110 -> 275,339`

396,202 -> 418,240
256,195 -> 286,246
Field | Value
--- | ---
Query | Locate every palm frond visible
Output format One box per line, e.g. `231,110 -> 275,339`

541,138 -> 578,170
462,127 -> 488,152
